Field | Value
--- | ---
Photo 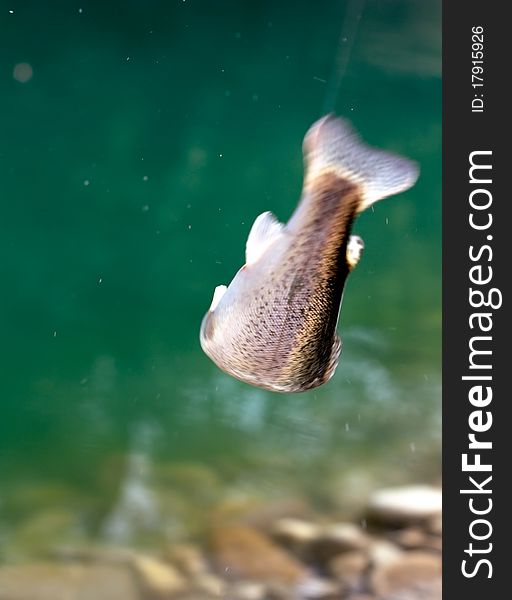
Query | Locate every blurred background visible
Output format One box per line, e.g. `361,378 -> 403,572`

1,0 -> 440,595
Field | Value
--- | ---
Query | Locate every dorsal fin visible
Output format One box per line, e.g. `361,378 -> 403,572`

246,211 -> 284,265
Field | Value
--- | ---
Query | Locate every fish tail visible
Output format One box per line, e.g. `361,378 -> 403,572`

303,114 -> 419,212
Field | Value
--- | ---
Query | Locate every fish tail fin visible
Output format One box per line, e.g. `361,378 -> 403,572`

303,114 -> 419,212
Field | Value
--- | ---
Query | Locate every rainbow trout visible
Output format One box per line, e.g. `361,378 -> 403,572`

200,115 -> 419,392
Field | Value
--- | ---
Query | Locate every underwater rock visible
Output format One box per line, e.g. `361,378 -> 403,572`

0,562 -> 140,600
165,543 -> 209,576
390,527 -> 442,555
225,581 -> 267,600
427,515 -> 442,537
130,553 -> 188,598
272,518 -> 321,559
366,485 -> 442,526
389,527 -> 430,551
164,543 -> 228,596
193,572 -> 226,596
311,523 -> 370,563
370,551 -> 441,600
328,550 -> 369,594
295,576 -> 342,599
367,540 -> 403,568
209,524 -> 308,585
421,535 -> 442,554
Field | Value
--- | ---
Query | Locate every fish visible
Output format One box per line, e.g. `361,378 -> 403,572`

200,114 -> 419,393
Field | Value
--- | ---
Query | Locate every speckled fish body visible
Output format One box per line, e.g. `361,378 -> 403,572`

200,115 -> 419,392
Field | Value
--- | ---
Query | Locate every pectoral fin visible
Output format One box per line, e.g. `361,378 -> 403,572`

246,211 -> 284,266
209,285 -> 227,312
346,235 -> 364,270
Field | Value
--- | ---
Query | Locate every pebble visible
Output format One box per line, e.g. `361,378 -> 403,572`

194,572 -> 226,596
312,523 -> 369,563
130,553 -> 188,597
370,551 -> 441,600
328,551 -> 368,593
296,576 -> 341,599
226,581 -> 267,600
165,543 -> 209,576
390,527 -> 430,550
209,524 -> 308,585
367,540 -> 403,568
367,485 -> 442,526
427,515 -> 442,536
272,518 -> 321,558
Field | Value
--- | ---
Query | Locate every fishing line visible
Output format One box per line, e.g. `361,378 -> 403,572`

322,0 -> 366,115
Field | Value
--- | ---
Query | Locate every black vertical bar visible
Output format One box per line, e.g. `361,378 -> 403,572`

443,1 -> 507,597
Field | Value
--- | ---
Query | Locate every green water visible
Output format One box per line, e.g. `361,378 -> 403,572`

1,0 -> 441,557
